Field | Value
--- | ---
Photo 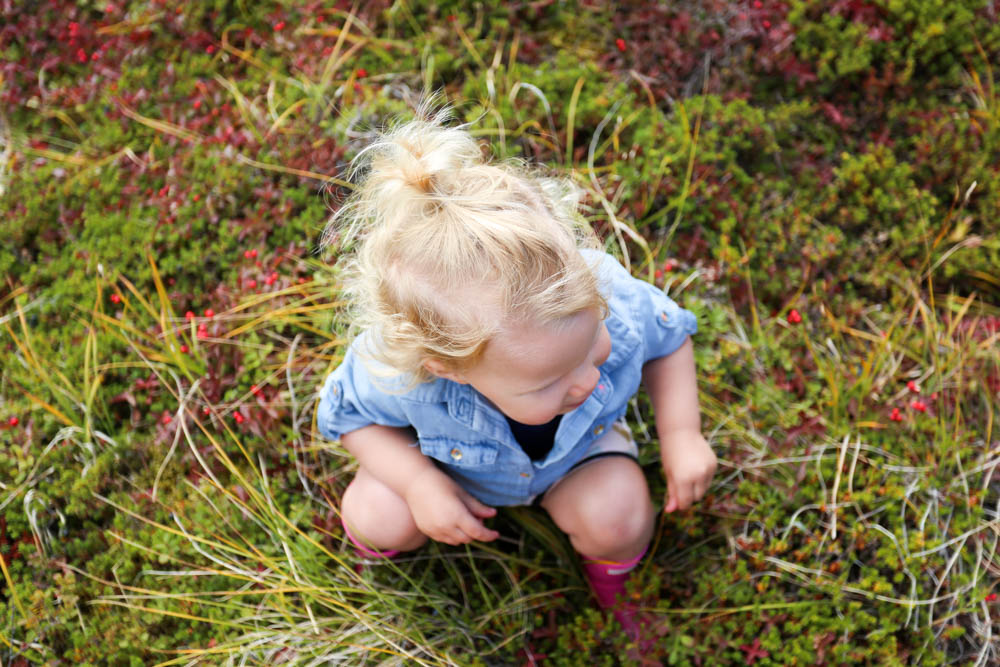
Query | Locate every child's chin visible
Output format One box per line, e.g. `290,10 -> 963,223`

519,412 -> 559,424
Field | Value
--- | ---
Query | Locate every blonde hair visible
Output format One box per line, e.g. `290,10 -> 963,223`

323,106 -> 605,386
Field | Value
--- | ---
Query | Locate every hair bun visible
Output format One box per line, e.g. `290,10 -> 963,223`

368,110 -> 484,199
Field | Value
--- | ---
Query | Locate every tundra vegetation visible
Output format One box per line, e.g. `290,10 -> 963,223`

2,1 -> 999,664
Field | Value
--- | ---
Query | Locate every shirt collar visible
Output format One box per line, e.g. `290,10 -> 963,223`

601,304 -> 640,371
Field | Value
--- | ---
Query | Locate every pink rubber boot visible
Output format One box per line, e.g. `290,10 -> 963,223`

580,546 -> 648,639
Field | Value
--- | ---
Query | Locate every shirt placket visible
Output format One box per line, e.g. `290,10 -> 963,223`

450,385 -> 535,498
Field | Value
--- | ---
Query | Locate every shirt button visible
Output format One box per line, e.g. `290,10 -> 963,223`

520,472 -> 530,478
593,424 -> 605,436
450,448 -> 462,461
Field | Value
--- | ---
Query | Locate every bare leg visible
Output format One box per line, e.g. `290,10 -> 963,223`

541,456 -> 655,562
341,467 -> 428,553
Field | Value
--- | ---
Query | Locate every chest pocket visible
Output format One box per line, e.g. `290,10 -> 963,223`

420,437 -> 499,468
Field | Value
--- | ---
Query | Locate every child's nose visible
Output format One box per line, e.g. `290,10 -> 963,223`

568,366 -> 600,399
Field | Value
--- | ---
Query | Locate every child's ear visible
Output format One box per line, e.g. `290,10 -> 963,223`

423,359 -> 467,384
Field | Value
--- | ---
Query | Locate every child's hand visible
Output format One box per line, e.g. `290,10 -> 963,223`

660,430 -> 717,513
404,467 -> 500,546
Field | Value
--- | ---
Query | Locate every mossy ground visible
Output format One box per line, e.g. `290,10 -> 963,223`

2,1 -> 999,665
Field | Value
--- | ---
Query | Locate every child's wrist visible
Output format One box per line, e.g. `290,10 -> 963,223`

403,465 -> 449,503
658,428 -> 707,452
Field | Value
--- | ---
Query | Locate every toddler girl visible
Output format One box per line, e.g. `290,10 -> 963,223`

316,108 -> 717,636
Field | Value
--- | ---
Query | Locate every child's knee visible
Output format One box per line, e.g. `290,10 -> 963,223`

341,471 -> 427,551
578,482 -> 654,549
592,503 -> 653,547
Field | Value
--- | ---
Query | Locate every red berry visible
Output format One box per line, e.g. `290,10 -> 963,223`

906,380 -> 919,393
206,45 -> 215,54
204,308 -> 215,318
356,68 -> 367,78
762,20 -> 771,28
250,384 -> 261,396
161,414 -> 172,425
987,593 -> 998,602
911,400 -> 927,412
889,408 -> 902,422
202,407 -> 211,416
663,260 -> 676,272
274,21 -> 285,31
615,38 -> 626,52
655,269 -> 663,279
185,310 -> 195,320
234,413 -> 244,424
110,293 -> 121,304
754,0 -> 763,8
180,344 -> 189,353
194,99 -> 202,109
246,279 -> 257,289
8,416 -> 18,427
787,309 -> 802,324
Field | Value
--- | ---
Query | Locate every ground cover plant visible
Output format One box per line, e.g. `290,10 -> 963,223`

2,0 -> 999,664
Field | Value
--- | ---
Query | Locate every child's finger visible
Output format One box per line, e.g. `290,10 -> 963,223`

674,483 -> 694,511
460,514 -> 499,542
462,492 -> 497,519
437,521 -> 476,545
448,527 -> 475,545
663,473 -> 679,513
663,488 -> 677,513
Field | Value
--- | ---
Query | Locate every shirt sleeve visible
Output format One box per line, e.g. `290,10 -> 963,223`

588,250 -> 698,362
315,334 -> 412,442
632,275 -> 698,361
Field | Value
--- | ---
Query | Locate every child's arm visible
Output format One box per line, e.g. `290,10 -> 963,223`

641,337 -> 717,513
341,425 -> 499,545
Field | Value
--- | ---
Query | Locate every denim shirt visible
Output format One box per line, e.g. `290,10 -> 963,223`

316,250 -> 697,506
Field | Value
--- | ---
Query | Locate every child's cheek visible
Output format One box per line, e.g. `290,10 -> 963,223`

598,327 -> 612,365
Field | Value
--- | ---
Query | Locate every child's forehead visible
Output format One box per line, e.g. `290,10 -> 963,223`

489,309 -> 597,362
410,274 -> 504,326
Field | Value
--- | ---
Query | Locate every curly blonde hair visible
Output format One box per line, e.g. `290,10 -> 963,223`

322,106 -> 605,386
